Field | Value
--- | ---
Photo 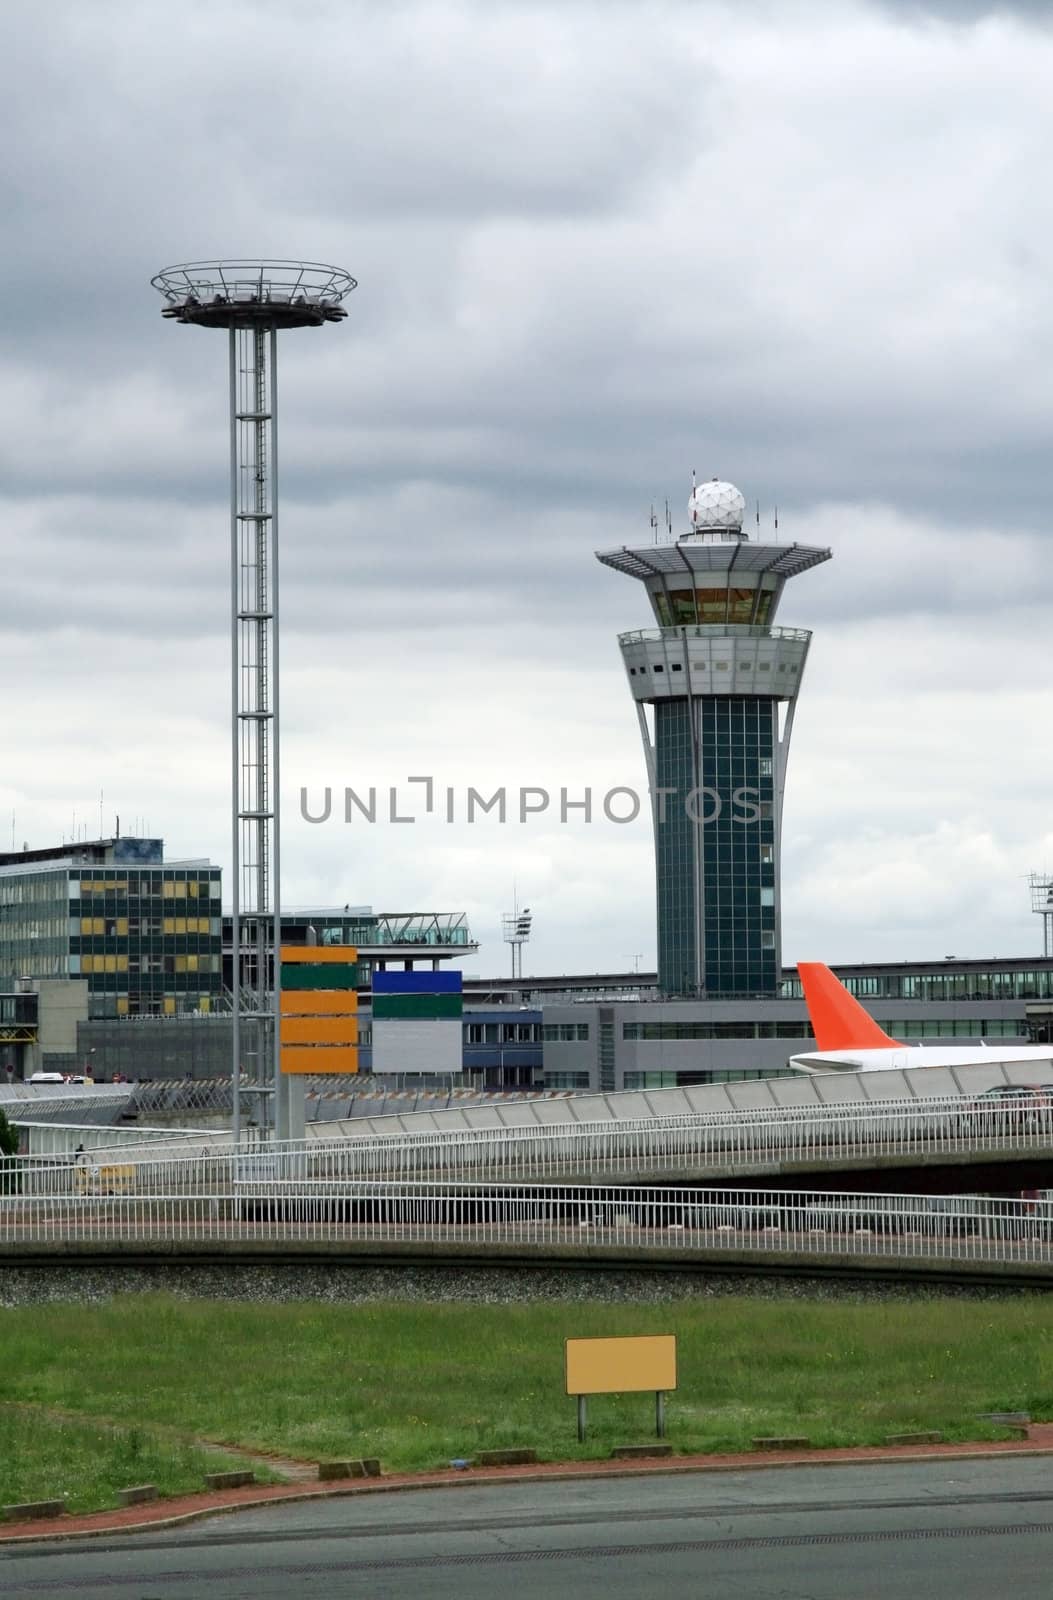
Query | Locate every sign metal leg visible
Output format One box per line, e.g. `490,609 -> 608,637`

656,1390 -> 665,1439
577,1395 -> 586,1444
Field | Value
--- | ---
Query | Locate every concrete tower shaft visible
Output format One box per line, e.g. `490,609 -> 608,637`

597,499 -> 830,1000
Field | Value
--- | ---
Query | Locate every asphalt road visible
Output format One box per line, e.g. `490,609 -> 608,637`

6,1458 -> 1053,1598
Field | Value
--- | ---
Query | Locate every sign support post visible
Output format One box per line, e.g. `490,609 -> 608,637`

565,1335 -> 677,1447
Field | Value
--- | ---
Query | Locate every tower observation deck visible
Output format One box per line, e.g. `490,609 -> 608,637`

597,480 -> 831,999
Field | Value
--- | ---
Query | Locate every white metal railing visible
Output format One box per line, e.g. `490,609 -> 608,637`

13,1122 -> 232,1161
6,1089 -> 1052,1196
618,626 -> 812,644
2,1179 -> 1052,1269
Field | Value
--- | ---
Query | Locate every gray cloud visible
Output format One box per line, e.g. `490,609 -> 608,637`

4,0 -> 1053,971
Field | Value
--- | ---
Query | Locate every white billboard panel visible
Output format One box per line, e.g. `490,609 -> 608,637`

371,1017 -> 463,1075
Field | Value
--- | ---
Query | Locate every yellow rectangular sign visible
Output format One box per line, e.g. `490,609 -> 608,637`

564,1335 -> 677,1396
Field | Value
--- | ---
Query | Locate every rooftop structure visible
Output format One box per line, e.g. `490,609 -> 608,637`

221,909 -> 477,992
0,837 -> 164,871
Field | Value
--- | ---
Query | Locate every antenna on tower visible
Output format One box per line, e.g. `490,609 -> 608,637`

665,499 -> 673,538
690,468 -> 697,526
774,504 -> 779,531
756,500 -> 760,528
650,504 -> 658,543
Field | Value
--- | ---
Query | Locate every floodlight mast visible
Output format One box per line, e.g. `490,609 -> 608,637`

151,261 -> 356,1144
1030,872 -> 1053,959
501,903 -> 533,981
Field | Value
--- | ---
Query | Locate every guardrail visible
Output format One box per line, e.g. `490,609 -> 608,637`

13,1122 -> 233,1161
618,626 -> 812,645
122,1078 -> 569,1120
2,1180 -> 1052,1269
4,1089 -> 1052,1203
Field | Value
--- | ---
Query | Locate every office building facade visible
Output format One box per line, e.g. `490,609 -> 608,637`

0,837 -> 222,1020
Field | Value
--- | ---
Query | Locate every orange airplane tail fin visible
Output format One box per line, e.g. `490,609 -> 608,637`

797,962 -> 901,1052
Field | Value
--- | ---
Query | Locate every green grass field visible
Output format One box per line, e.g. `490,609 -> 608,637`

0,1409 -> 276,1515
2,1292 -> 1052,1513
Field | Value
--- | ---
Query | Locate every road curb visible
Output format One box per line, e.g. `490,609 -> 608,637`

4,1443 -> 1053,1546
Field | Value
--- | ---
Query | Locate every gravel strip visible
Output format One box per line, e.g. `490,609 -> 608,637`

0,1263 -> 1037,1307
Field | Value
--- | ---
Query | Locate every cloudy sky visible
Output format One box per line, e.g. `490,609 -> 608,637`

3,0 -> 1053,976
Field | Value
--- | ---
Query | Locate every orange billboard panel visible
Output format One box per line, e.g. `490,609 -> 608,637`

564,1335 -> 677,1396
280,1045 -> 359,1075
280,945 -> 358,965
280,990 -> 358,1017
280,1016 -> 359,1046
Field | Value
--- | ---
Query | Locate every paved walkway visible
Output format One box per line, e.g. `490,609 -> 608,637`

4,1424 -> 1053,1546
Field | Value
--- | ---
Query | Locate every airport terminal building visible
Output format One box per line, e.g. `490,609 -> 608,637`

5,954 -> 1047,1087
528,958 -> 1053,1091
4,482 -> 1048,1089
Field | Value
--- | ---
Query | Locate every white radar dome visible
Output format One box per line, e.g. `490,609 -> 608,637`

688,478 -> 746,531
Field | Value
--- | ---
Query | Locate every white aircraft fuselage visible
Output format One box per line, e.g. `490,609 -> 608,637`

790,1044 -> 1053,1075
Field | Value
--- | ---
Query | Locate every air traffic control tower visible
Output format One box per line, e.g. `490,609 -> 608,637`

597,480 -> 831,999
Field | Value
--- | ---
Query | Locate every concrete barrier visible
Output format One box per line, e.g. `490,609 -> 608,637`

117,1485 -> 158,1506
477,1448 -> 539,1467
4,1499 -> 65,1521
610,1444 -> 673,1459
203,1470 -> 256,1490
318,1461 -> 366,1480
885,1431 -> 943,1446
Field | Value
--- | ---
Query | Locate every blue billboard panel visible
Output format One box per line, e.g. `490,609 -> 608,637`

371,970 -> 462,995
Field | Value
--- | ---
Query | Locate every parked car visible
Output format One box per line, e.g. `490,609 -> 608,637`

960,1084 -> 1051,1135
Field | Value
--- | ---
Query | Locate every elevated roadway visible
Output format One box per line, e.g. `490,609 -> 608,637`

11,1087 -> 1053,1194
